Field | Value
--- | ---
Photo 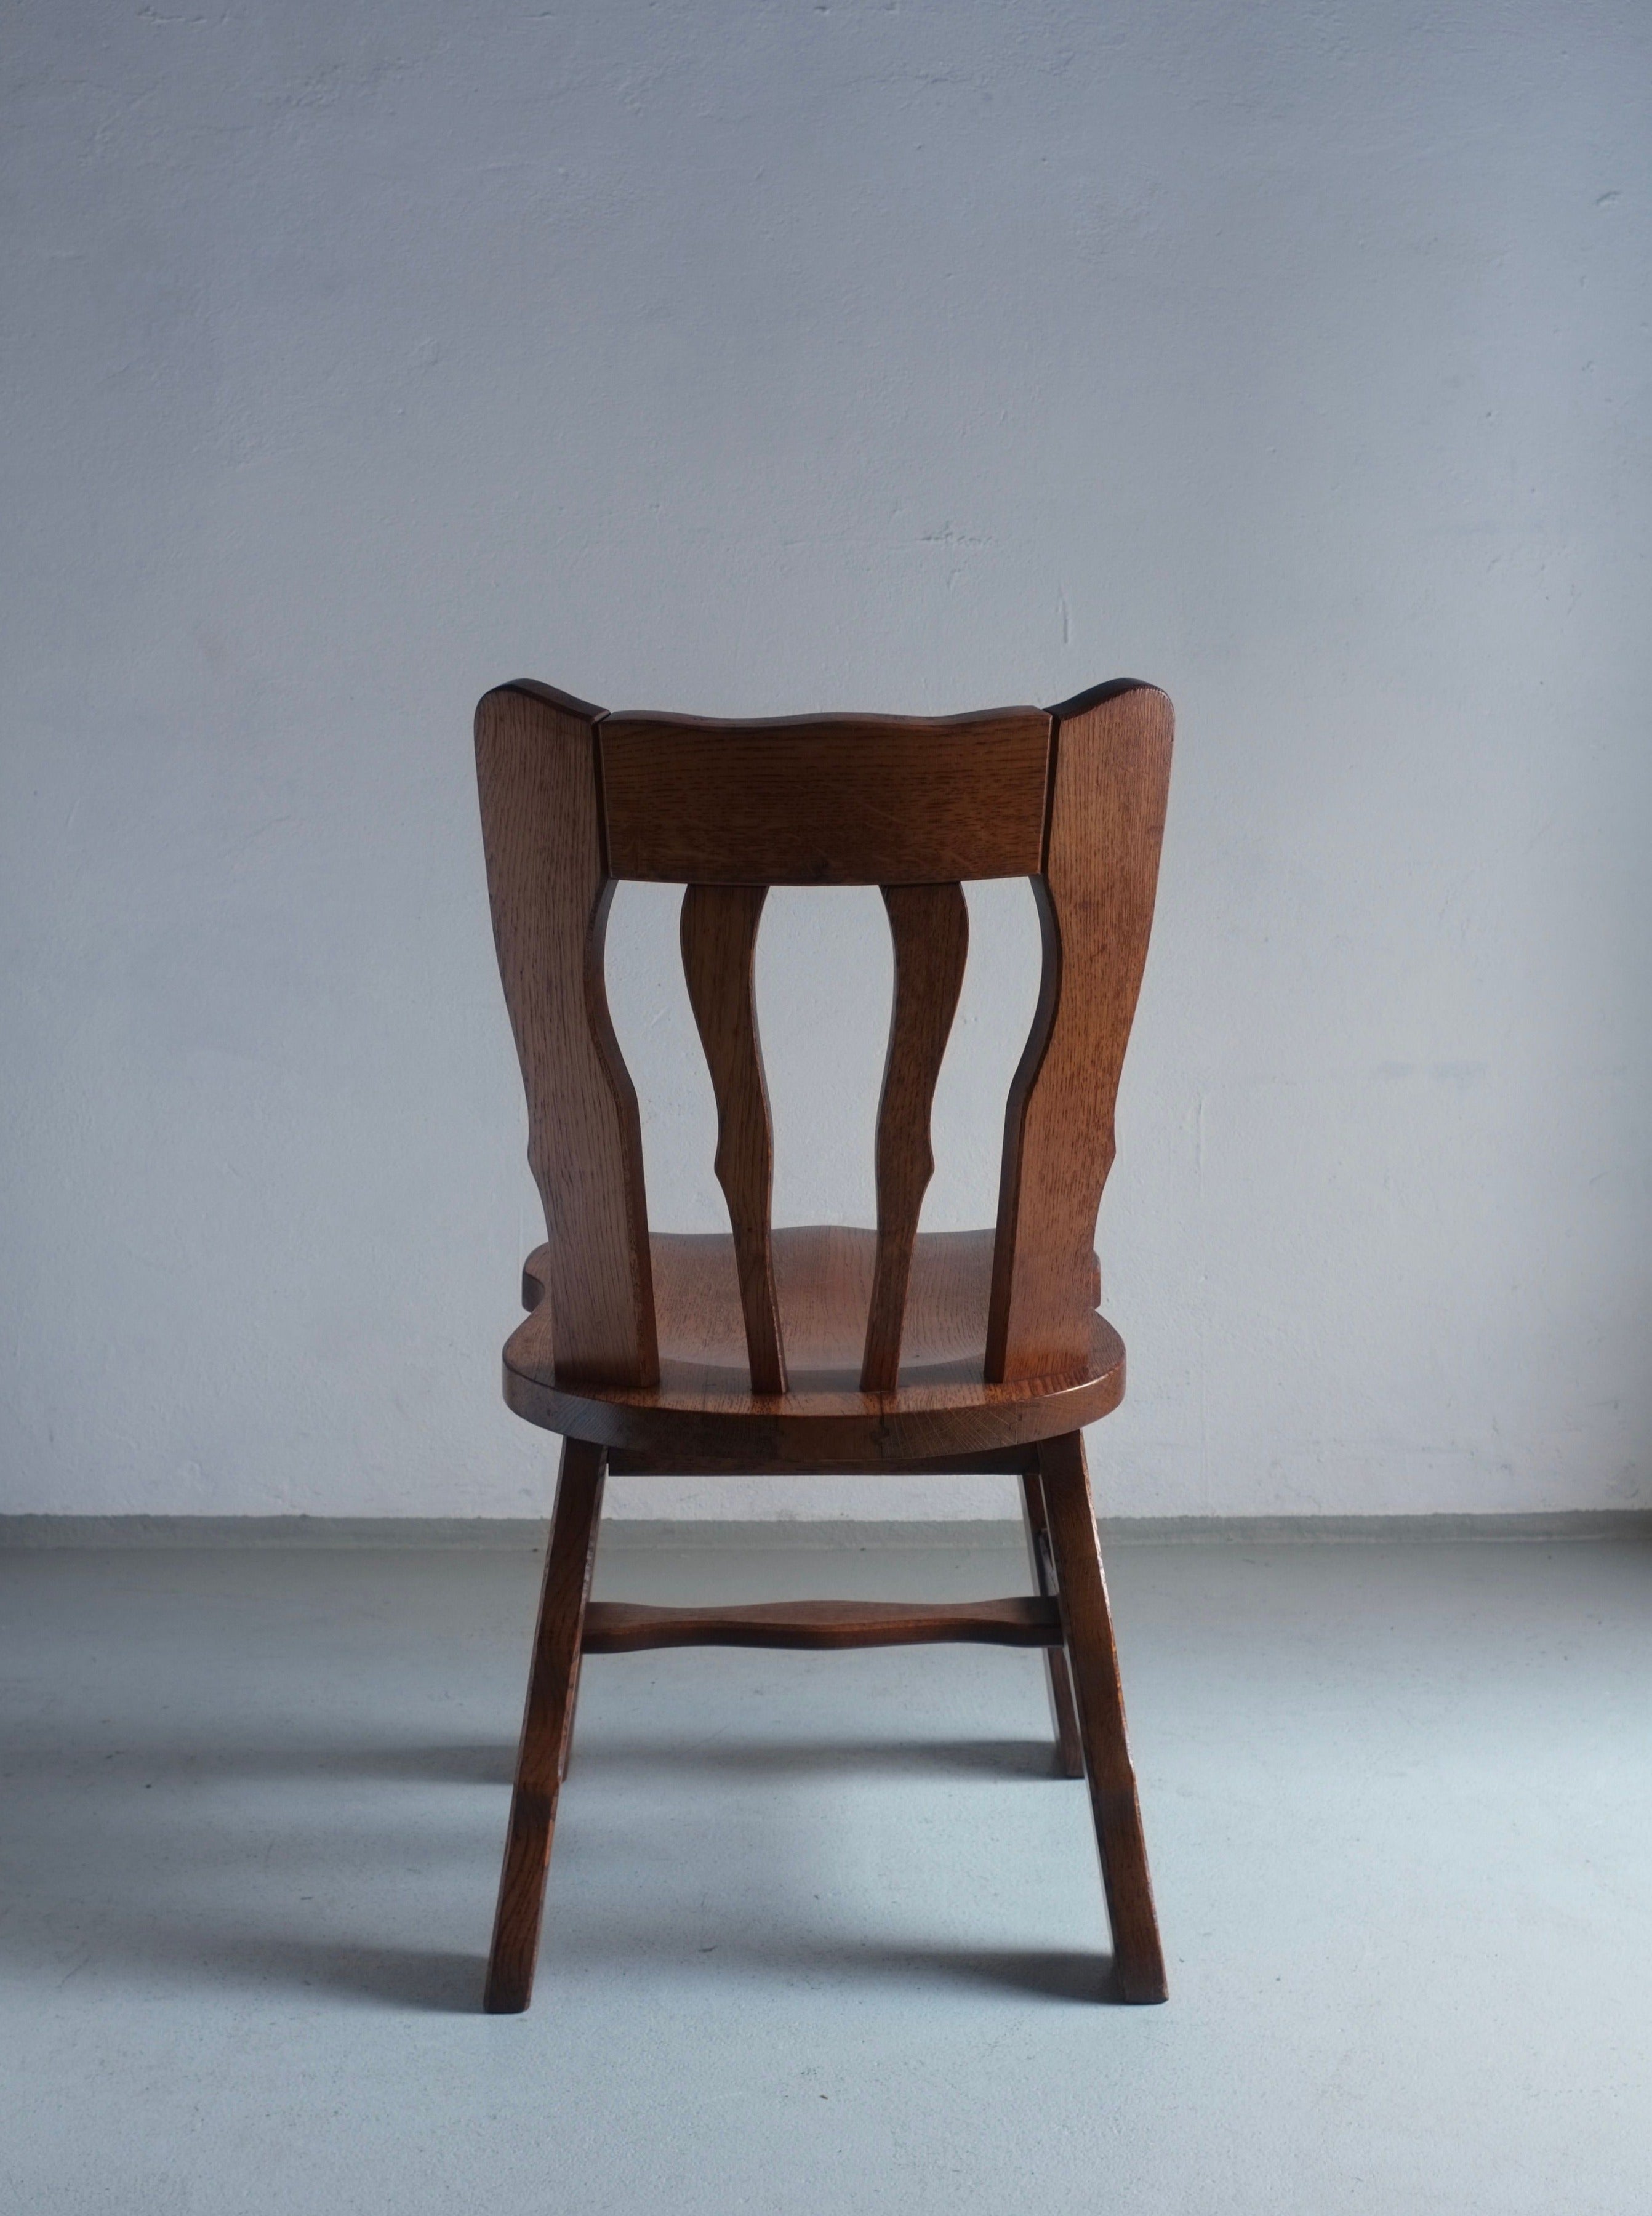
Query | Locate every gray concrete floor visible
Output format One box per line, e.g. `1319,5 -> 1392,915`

2,1533 -> 1649,2215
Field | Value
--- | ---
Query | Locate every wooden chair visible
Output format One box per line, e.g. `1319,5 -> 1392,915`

473,676 -> 1174,2012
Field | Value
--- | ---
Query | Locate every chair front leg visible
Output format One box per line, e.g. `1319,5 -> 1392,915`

484,1436 -> 606,2014
1037,1429 -> 1168,2003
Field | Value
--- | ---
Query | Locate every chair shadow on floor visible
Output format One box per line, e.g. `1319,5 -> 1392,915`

1,1726 -> 1126,2012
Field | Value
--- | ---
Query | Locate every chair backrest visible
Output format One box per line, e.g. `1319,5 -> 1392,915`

475,678 -> 1173,1395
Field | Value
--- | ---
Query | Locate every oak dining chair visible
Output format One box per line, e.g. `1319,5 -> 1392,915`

473,676 -> 1174,2012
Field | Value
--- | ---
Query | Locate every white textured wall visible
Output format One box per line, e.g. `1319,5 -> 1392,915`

3,2 -> 1648,1522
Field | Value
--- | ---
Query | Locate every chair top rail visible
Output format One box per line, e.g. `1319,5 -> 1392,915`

598,705 -> 1053,886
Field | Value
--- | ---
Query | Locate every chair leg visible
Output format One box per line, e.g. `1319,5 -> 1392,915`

483,1437 -> 606,2015
1037,1431 -> 1168,2003
559,1649 -> 585,1783
1019,1468 -> 1085,1776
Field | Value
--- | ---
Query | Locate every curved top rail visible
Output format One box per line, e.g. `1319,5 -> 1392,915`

598,708 -> 1052,885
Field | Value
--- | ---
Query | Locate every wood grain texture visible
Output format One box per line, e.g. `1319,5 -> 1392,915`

582,1596 -> 1062,1653
484,1438 -> 606,2014
507,1226 -> 1121,1463
1037,1430 -> 1168,2003
680,883 -> 787,1394
861,882 -> 970,1391
476,676 -> 1173,2012
600,709 -> 1051,885
986,683 -> 1173,1384
475,684 -> 657,1387
1020,1467 -> 1085,1776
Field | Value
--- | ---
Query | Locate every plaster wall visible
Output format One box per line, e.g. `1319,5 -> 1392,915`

2,1 -> 1648,1519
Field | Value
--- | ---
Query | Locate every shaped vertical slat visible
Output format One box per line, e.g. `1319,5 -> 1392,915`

680,883 -> 787,1395
986,684 -> 1173,1384
475,684 -> 657,1387
860,882 -> 970,1392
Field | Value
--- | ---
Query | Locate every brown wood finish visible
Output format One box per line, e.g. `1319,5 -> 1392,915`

484,1437 -> 607,2014
603,1443 -> 1039,1478
473,673 -> 1174,2010
680,883 -> 787,1394
1020,1467 -> 1085,1776
505,1227 -> 1123,1464
582,1596 -> 1061,1653
475,684 -> 657,1387
987,682 -> 1173,1383
860,883 -> 971,1392
600,709 -> 1051,885
1037,1429 -> 1168,2002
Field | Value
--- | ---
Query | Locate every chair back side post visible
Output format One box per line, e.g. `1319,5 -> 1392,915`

985,683 -> 1174,1383
474,683 -> 658,1388
475,681 -> 1172,1402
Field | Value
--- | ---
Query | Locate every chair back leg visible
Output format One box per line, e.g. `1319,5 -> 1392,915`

1037,1430 -> 1168,2002
1019,1468 -> 1085,1776
484,1437 -> 607,2014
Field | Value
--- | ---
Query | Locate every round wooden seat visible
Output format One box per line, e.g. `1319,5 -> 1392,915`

504,1225 -> 1125,1466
